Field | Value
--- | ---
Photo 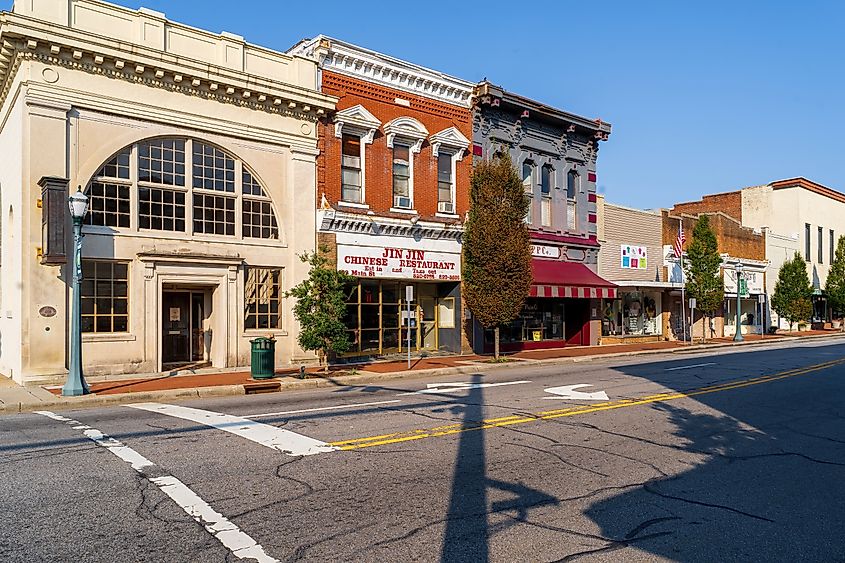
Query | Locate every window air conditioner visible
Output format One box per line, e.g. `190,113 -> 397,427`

394,196 -> 412,209
438,201 -> 454,214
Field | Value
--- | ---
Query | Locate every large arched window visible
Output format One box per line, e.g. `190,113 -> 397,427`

85,138 -> 279,240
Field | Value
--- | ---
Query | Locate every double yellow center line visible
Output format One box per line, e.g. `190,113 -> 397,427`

329,357 -> 845,451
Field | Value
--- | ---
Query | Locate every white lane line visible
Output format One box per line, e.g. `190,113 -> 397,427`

665,362 -> 717,371
399,380 -> 530,395
34,411 -> 277,563
128,403 -> 336,456
244,399 -> 401,419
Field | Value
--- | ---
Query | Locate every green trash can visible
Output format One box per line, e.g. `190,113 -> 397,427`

250,337 -> 276,380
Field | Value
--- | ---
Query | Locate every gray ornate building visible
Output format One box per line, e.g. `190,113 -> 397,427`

471,81 -> 614,352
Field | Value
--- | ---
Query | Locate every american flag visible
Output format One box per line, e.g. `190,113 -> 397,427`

673,222 -> 686,259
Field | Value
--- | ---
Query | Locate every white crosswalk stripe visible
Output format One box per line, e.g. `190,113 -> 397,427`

35,411 -> 278,563
128,402 -> 337,456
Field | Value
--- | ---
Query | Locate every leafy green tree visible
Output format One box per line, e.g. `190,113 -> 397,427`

825,235 -> 845,326
463,152 -> 532,359
684,214 -> 724,341
771,252 -> 813,331
285,248 -> 355,372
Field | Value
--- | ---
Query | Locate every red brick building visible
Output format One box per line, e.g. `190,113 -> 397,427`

663,210 -> 767,339
288,37 -> 474,357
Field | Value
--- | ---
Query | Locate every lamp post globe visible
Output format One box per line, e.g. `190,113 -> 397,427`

733,262 -> 744,343
63,186 -> 90,396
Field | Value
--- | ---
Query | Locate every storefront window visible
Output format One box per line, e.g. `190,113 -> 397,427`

724,298 -> 758,327
602,291 -> 662,337
343,280 -> 456,356
485,298 -> 564,346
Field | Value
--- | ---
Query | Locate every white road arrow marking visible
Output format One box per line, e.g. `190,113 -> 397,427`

543,384 -> 609,401
399,380 -> 530,395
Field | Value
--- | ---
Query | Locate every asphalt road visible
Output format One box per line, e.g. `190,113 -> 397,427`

4,337 -> 845,562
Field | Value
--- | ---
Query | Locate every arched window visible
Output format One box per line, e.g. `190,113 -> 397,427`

566,169 -> 580,199
521,161 -> 534,190
85,138 -> 279,240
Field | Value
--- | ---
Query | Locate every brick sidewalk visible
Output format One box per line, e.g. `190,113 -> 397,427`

39,329 -> 843,398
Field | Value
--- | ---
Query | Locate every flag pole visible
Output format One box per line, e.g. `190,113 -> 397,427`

679,219 -> 688,344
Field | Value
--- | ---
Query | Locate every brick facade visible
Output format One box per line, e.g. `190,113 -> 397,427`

317,70 -> 472,219
671,191 -> 743,223
662,211 -> 765,262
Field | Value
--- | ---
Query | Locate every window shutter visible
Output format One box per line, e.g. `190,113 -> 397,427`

38,176 -> 68,265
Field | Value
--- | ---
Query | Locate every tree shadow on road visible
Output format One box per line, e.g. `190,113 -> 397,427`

578,349 -> 845,561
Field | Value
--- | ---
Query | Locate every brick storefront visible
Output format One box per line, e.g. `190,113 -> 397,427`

317,71 -> 472,219
289,36 -> 474,358
663,211 -> 767,340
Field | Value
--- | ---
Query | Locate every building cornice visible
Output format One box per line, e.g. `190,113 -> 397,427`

474,81 -> 611,141
318,209 -> 463,241
0,12 -> 336,121
288,35 -> 474,108
770,176 -> 845,205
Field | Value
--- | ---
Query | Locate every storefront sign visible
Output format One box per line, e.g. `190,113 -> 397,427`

724,268 -> 764,294
621,245 -> 647,270
531,244 -> 562,259
337,245 -> 461,281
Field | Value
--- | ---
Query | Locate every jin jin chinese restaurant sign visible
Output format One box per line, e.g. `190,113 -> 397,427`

337,244 -> 461,281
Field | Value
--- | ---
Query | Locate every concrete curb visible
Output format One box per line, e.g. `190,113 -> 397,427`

4,331 -> 844,415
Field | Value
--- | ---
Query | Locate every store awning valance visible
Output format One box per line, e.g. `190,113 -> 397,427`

530,259 -> 617,299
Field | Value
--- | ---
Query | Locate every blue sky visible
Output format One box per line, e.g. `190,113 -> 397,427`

4,0 -> 844,209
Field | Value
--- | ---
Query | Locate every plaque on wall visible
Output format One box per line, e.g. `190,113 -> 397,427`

38,305 -> 57,318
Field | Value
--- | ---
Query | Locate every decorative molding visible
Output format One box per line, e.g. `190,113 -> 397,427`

318,209 -> 463,241
0,20 -> 335,122
334,104 -> 380,143
383,116 -> 428,152
288,36 -> 473,108
430,126 -> 470,159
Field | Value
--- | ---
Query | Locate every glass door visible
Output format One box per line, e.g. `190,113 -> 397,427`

162,292 -> 190,364
190,292 -> 205,362
418,285 -> 438,350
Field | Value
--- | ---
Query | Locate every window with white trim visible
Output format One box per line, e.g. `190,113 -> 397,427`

522,161 -> 534,224
84,138 -> 279,240
437,153 -> 455,214
341,134 -> 363,204
540,164 -> 553,227
392,143 -> 412,209
244,267 -> 283,330
81,260 -> 129,333
567,169 -> 580,199
87,149 -> 132,228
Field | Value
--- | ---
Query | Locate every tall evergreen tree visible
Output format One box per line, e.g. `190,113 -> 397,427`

463,152 -> 532,359
285,248 -> 355,372
684,215 -> 724,341
825,235 -> 845,326
772,252 -> 813,331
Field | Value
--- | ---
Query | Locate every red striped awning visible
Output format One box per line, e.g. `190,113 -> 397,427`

530,259 -> 617,299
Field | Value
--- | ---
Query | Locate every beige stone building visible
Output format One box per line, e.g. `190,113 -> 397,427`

673,177 -> 845,329
0,0 -> 335,384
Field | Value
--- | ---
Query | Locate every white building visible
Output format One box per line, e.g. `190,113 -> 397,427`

0,0 -> 335,385
673,177 -> 845,330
